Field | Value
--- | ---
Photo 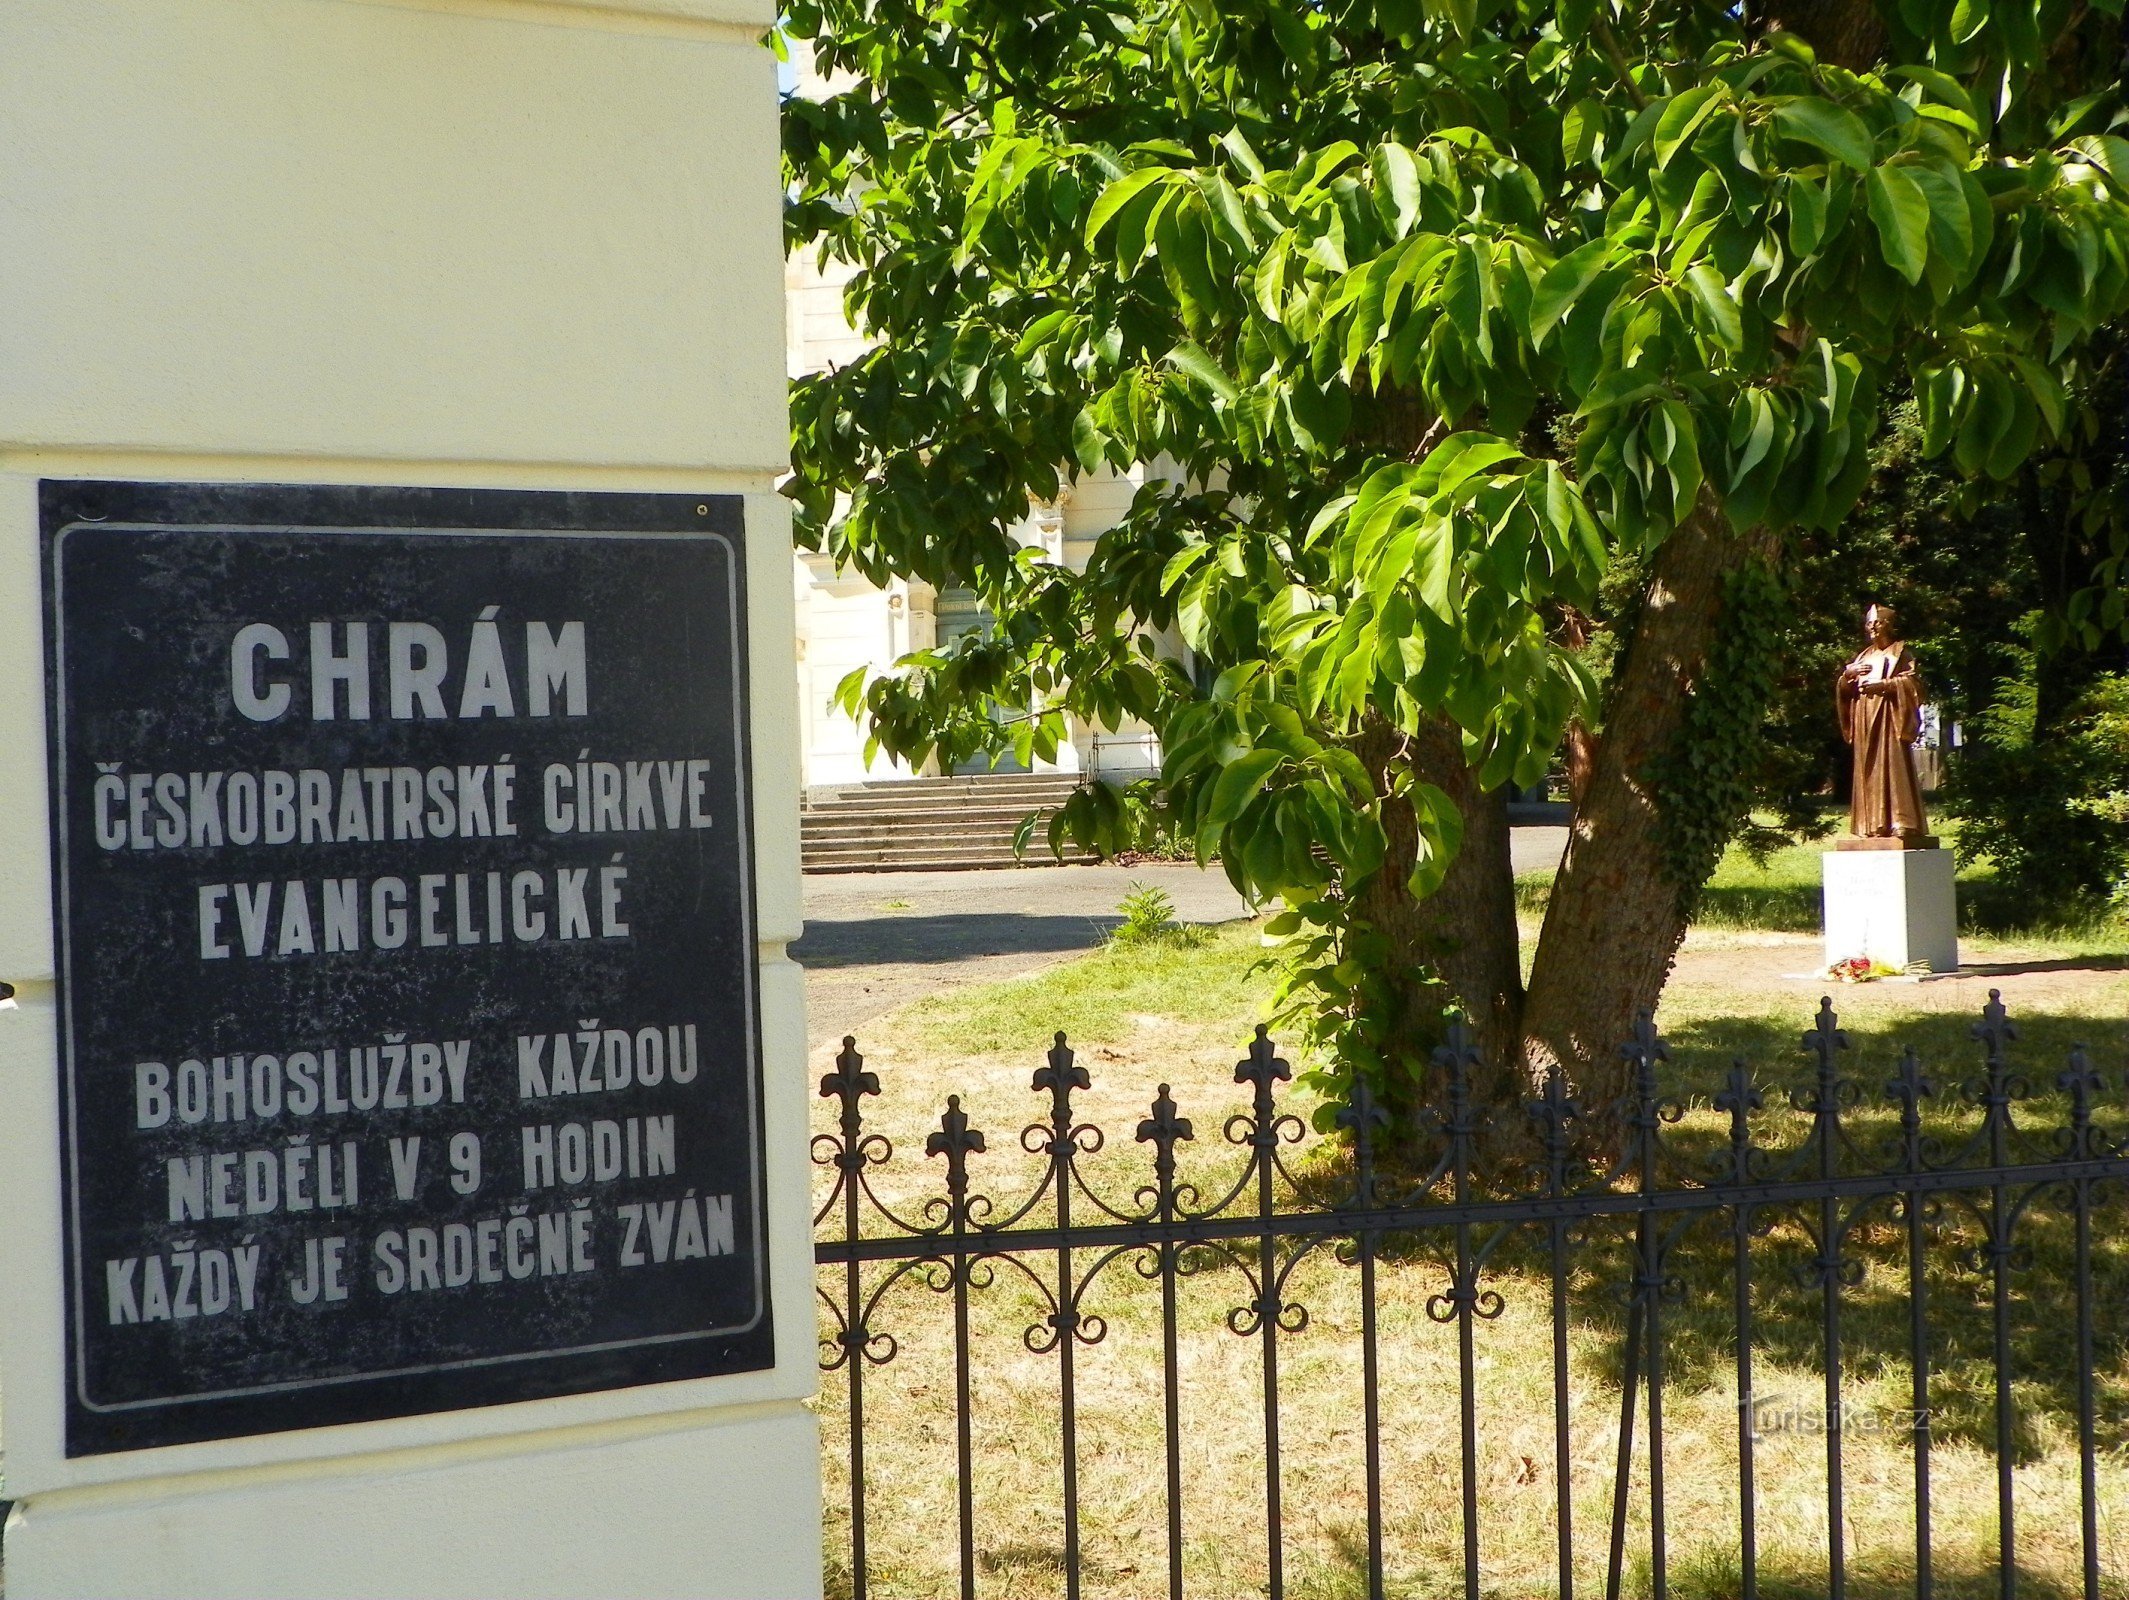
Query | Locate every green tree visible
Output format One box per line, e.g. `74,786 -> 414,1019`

783,0 -> 2129,1140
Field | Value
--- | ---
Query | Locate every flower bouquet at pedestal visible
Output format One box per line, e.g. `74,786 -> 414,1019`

1823,954 -> 1904,983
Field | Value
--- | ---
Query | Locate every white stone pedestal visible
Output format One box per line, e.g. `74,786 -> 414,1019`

1822,847 -> 1959,973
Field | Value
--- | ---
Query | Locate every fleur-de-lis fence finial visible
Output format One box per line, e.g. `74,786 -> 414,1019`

1336,1073 -> 1391,1206
1234,1024 -> 1291,1148
1032,1031 -> 1089,1118
1972,987 -> 2017,1066
1432,1015 -> 1485,1197
1136,1082 -> 1195,1196
926,1095 -> 987,1205
2057,1045 -> 2107,1160
814,1038 -> 889,1227
1793,996 -> 1858,1179
1028,1030 -> 1093,1160
820,1036 -> 881,1151
1801,997 -> 1848,1100
1617,1010 -> 1671,1191
1886,1045 -> 1935,1169
1526,1063 -> 1583,1196
1713,1059 -> 1762,1183
1967,990 -> 2027,1162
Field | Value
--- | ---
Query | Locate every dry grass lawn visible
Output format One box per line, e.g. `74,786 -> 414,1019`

813,897 -> 2129,1599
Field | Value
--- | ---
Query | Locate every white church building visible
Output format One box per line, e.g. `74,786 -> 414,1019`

784,248 -> 1170,799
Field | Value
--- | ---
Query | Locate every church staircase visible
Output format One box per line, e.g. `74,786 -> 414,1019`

799,774 -> 1097,872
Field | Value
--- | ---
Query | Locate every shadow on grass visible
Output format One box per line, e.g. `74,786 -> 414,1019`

1281,1533 -> 2090,1600
793,911 -> 1122,968
1295,1003 -> 2129,1468
834,1522 -> 2094,1600
1951,953 -> 2129,978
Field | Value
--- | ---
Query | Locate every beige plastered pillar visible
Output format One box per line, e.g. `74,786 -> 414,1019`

0,1 -> 817,1594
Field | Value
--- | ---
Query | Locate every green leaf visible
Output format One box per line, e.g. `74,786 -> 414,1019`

1219,127 -> 1266,181
2071,135 -> 2129,194
2008,353 -> 2066,436
1304,494 -> 1357,546
1204,748 -> 1284,832
1160,542 -> 1211,595
1200,172 -> 1256,249
1116,181 -> 1177,271
1084,167 -> 1168,247
1889,65 -> 1977,122
1774,99 -> 1876,171
1427,432 -> 1524,494
1404,781 -> 1465,898
958,142 -> 1013,250
1985,385 -> 2037,479
1653,85 -> 1723,170
1013,308 -> 1072,358
1787,176 -> 1829,256
1071,407 -> 1109,473
1865,165 -> 1930,284
1659,399 -> 1703,520
1562,99 -> 1603,166
1370,143 -> 1422,236
1255,235 -> 1291,323
1441,242 -> 1485,348
1915,363 -> 1964,457
1413,521 -> 1458,620
1730,391 -> 1776,487
1163,340 -> 1240,402
1954,366 -> 2012,475
1909,162 -> 1972,274
1764,30 -> 1815,64
1684,263 -> 1743,351
1528,238 -> 1610,344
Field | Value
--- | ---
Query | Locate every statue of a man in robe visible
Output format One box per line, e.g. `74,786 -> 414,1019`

1836,603 -> 1931,841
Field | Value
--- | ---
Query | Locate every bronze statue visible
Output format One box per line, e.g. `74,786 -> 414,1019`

1836,603 -> 1931,842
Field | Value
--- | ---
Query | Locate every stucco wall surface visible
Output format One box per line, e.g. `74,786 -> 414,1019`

0,0 -> 787,471
0,0 -> 818,1592
4,1401 -> 820,1599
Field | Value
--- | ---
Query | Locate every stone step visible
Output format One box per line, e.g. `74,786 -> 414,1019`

804,842 -> 1060,863
804,780 -> 1082,810
806,794 -> 1073,816
803,849 -> 1095,873
800,775 -> 1091,872
829,771 -> 1079,783
802,792 -> 1070,813
803,839 -> 1050,861
801,807 -> 1065,836
801,825 -> 1076,852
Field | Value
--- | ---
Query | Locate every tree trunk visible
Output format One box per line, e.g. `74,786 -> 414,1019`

1399,715 -> 1524,1049
1518,508 -> 1774,1112
1759,0 -> 1887,70
1349,714 -> 1524,1132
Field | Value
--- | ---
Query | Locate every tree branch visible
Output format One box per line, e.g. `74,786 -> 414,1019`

1591,17 -> 1651,110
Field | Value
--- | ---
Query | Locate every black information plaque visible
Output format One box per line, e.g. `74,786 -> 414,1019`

42,482 -> 772,1456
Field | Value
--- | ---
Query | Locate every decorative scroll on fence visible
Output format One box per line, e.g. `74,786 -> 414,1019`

814,995 -> 2127,1600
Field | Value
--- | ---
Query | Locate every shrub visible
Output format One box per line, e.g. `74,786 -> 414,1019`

1108,882 -> 1205,949
1946,664 -> 2129,917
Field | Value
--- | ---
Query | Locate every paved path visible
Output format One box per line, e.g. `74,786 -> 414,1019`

794,830 -> 1570,1046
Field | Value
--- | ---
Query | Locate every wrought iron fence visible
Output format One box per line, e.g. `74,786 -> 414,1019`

813,994 -> 2129,1600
